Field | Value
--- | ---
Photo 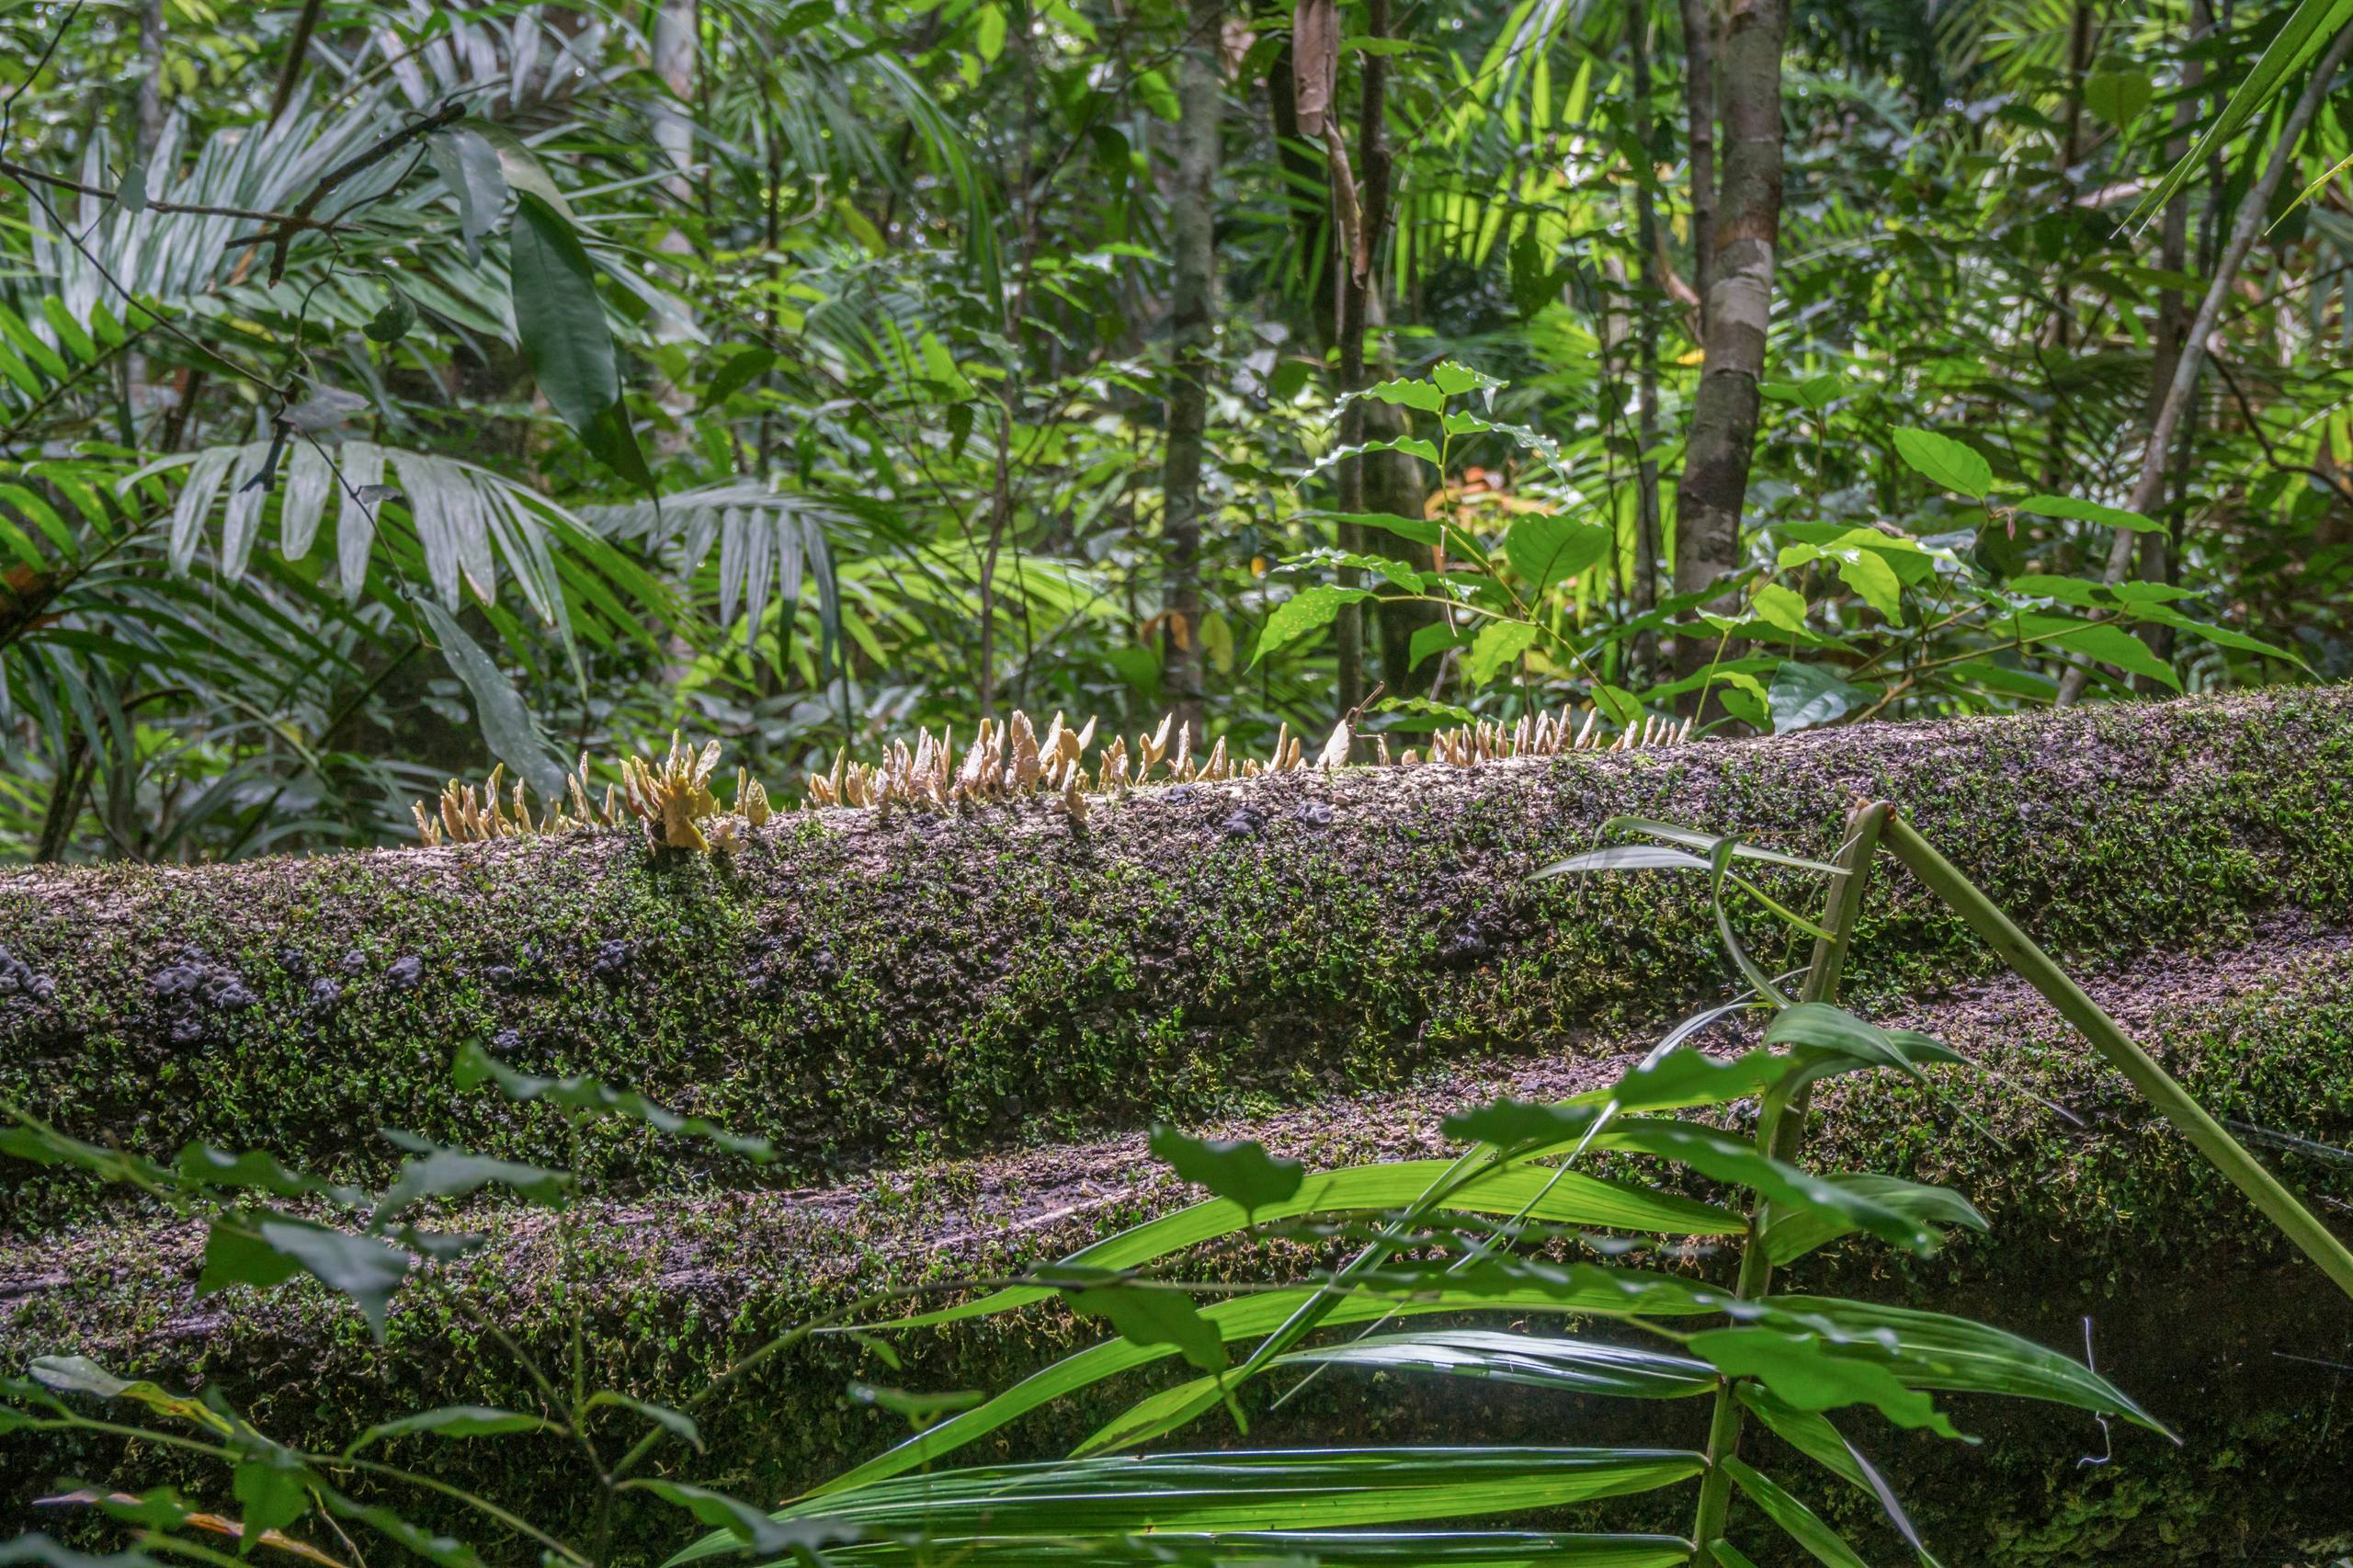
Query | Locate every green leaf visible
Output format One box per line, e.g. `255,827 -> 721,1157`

1722,1458 -> 1870,1568
1762,1175 -> 1988,1266
1764,1003 -> 1958,1085
1461,619 -> 1539,685
174,1146 -> 367,1209
1768,661 -> 1868,733
631,1479 -> 863,1559
1735,1386 -> 1939,1563
1431,361 -> 1506,398
363,287 -> 417,346
416,600 -> 566,799
1066,1285 -> 1229,1374
232,1451 -> 312,1548
198,1217 -> 412,1340
1276,1329 -> 1714,1399
1309,508 -> 1443,548
1359,377 -> 1447,413
1251,583 -> 1372,665
28,1358 -> 227,1433
847,1381 -> 984,1423
1751,582 -> 1808,634
370,1136 -> 572,1224
2083,70 -> 2153,130
1504,514 -> 1610,591
426,129 -> 508,257
1147,1126 -> 1304,1217
829,1268 -> 1722,1497
346,1405 -> 563,1457
2135,0 -> 2353,223
1691,1327 -> 1966,1437
2012,494 -> 2162,533
1832,549 -> 1904,623
1891,428 -> 1991,499
2014,613 -> 2179,690
699,347 -> 777,410
585,1392 -> 703,1451
508,192 -> 652,494
452,1041 -> 775,1159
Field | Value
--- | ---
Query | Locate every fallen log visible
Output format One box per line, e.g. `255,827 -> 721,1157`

5,687 -> 2353,1223
4,919 -> 2351,1561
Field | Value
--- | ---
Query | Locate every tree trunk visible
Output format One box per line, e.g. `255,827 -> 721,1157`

2055,19 -> 2353,705
1160,0 -> 1222,745
1680,0 -> 1717,322
1629,9 -> 1665,687
1670,0 -> 1785,699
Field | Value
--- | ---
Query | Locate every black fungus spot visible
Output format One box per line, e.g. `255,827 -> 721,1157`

386,955 -> 426,990
1292,801 -> 1335,828
151,964 -> 201,999
483,965 -> 518,990
339,949 -> 370,976
1438,926 -> 1493,967
491,1028 -> 524,1055
26,974 -> 54,1003
591,940 -> 634,982
168,1015 -> 208,1047
1219,807 -> 1266,839
1162,785 -> 1197,805
307,977 -> 343,1013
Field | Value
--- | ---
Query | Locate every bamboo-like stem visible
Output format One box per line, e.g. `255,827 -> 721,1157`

1686,800 -> 1889,1555
1882,812 -> 2353,1301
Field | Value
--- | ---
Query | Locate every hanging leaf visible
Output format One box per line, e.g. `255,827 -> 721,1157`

1147,1126 -> 1305,1217
1890,427 -> 1991,500
1768,661 -> 1869,733
507,192 -> 654,495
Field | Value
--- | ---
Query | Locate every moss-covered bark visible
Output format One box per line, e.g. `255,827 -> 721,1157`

6,688 -> 2352,1226
5,920 -> 2352,1562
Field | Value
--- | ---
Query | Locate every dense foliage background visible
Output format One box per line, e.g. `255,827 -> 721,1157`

5,0 -> 2350,863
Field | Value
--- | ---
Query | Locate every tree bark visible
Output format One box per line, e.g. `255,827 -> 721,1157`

1629,9 -> 1665,688
1670,0 -> 1785,698
1679,0 -> 1717,324
1160,0 -> 1222,744
1329,0 -> 1394,739
2055,19 -> 2353,705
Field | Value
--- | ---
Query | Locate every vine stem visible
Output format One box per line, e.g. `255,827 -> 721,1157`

1685,798 -> 1889,1558
1881,812 -> 2353,1303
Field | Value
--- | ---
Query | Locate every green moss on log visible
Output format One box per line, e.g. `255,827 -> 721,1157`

6,924 -> 2352,1564
6,689 -> 2351,1226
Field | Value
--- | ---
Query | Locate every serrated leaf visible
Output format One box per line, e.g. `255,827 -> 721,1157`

1066,1285 -> 1228,1374
1251,583 -> 1370,665
1147,1126 -> 1304,1217
1891,427 -> 1991,500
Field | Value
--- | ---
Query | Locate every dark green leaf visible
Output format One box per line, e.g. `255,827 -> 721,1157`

1891,427 -> 1991,499
585,1391 -> 702,1451
1066,1284 -> 1228,1374
1768,661 -> 1868,733
345,1405 -> 563,1457
198,1217 -> 411,1340
232,1452 -> 311,1548
1722,1458 -> 1870,1568
371,1135 -> 572,1224
508,192 -> 651,494
1147,1126 -> 1304,1216
1276,1329 -> 1713,1399
1691,1327 -> 1966,1437
1503,514 -> 1610,591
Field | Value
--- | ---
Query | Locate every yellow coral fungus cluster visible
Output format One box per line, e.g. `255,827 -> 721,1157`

411,734 -> 771,850
408,705 -> 1688,847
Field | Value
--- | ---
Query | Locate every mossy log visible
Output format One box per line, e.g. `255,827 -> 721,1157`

6,687 -> 2352,1213
6,689 -> 2353,1563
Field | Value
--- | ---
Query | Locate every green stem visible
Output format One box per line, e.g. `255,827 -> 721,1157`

1685,801 -> 1888,1557
1882,812 -> 2353,1302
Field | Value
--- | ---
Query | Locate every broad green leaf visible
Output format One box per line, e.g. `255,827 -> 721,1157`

426,129 -> 508,256
1462,619 -> 1539,685
1252,584 -> 1372,665
1504,514 -> 1610,591
198,1217 -> 412,1340
1066,1285 -> 1228,1374
2013,494 -> 2162,533
1891,428 -> 1991,499
1722,1458 -> 1870,1568
699,347 -> 777,409
1751,582 -> 1808,634
1311,509 -> 1443,547
371,1136 -> 572,1223
1768,661 -> 1867,733
508,192 -> 653,494
416,600 -> 567,799
1432,361 -> 1506,398
346,1405 -> 563,1456
1832,549 -> 1904,623
1604,1048 -> 1799,1112
793,1534 -> 1692,1565
1735,1387 -> 1940,1564
173,1146 -> 366,1209
28,1358 -> 228,1434
1764,1003 -> 1960,1085
1276,1329 -> 1713,1399
1690,1327 -> 1966,1437
232,1451 -> 312,1546
2013,613 -> 2179,690
2083,70 -> 2152,129
1360,377 -> 1446,413
1761,1175 -> 1988,1266
1147,1126 -> 1304,1217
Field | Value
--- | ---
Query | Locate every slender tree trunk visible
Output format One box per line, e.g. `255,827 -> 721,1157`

2043,3 -> 2094,490
1680,0 -> 1718,324
1326,0 -> 1377,735
2134,2 -> 2207,687
1160,0 -> 1222,745
1670,0 -> 1784,699
2055,19 -> 2353,705
1629,11 -> 1665,687
125,0 -> 165,440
